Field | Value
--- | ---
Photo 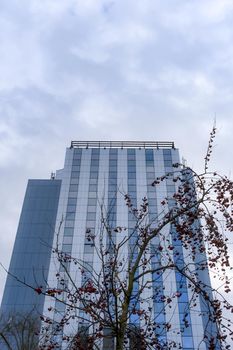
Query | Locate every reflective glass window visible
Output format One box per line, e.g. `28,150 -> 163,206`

109,150 -> 118,158
109,159 -> 117,166
128,169 -> 136,175
90,160 -> 99,166
68,198 -> 77,205
62,244 -> 72,253
70,178 -> 79,185
154,313 -> 165,323
145,150 -> 154,161
147,192 -> 156,200
87,205 -> 96,213
91,154 -> 100,160
163,149 -> 171,156
88,198 -> 96,205
108,212 -> 116,221
178,292 -> 189,303
128,185 -> 136,192
66,212 -> 75,220
182,324 -> 192,336
71,171 -> 79,178
84,244 -> 94,254
127,155 -> 136,160
164,160 -> 172,167
67,205 -> 76,213
128,172 -> 136,179
182,337 -> 194,348
56,301 -> 66,312
89,184 -> 97,191
72,159 -> 81,166
179,302 -> 188,313
73,149 -> 82,157
87,212 -> 96,221
63,236 -> 73,244
91,148 -> 100,155
149,205 -> 157,214
167,184 -> 175,191
108,179 -> 117,185
128,160 -> 136,166
90,172 -> 98,179
65,221 -> 74,228
127,149 -> 135,156
108,184 -> 117,191
88,192 -> 97,198
90,165 -> 99,172
64,228 -> 73,236
146,160 -> 153,166
109,172 -> 117,179
72,165 -> 80,171
147,172 -> 155,179
89,178 -> 98,184
86,221 -> 95,228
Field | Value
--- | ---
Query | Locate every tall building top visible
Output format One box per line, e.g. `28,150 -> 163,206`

70,140 -> 175,149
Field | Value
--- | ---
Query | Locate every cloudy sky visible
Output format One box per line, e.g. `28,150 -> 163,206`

1,0 -> 233,305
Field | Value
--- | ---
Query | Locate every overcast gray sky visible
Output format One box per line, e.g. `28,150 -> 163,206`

1,0 -> 233,305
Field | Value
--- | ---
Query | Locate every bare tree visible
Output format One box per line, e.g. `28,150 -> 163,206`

10,128 -> 233,349
0,312 -> 41,350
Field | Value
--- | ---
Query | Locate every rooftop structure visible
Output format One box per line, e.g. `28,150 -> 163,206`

70,140 -> 175,149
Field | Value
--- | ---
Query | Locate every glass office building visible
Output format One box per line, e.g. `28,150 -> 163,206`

1,141 -> 217,349
1,180 -> 61,316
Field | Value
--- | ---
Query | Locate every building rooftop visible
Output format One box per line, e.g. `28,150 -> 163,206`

70,141 -> 175,149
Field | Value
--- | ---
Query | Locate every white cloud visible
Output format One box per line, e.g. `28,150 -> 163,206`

200,0 -> 233,22
0,121 -> 28,165
0,0 -> 233,320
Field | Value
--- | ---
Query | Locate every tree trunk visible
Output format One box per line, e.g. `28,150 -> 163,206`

115,300 -> 130,350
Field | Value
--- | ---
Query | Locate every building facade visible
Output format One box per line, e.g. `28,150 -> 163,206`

1,180 -> 61,316
1,141 -> 217,349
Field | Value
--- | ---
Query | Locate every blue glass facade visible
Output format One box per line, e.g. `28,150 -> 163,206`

1,179 -> 61,316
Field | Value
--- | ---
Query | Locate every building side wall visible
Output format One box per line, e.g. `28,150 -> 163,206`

1,179 -> 61,317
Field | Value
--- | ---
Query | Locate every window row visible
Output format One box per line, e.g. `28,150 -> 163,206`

86,212 -> 96,221
108,155 -> 118,160
68,198 -> 77,205
84,244 -> 94,254
164,160 -> 173,166
72,160 -> 81,166
128,172 -> 136,179
90,154 -> 100,160
145,160 -> 154,166
163,149 -> 171,156
62,244 -> 72,253
66,212 -> 75,221
127,160 -> 136,166
71,171 -> 80,178
90,160 -> 100,166
145,151 -> 154,161
63,236 -> 73,244
89,184 -> 98,191
72,165 -> 80,171
64,227 -> 74,236
109,159 -> 118,165
67,205 -> 76,213
73,154 -> 82,162
90,172 -> 98,179
90,167 -> 100,174
69,184 -> 78,192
